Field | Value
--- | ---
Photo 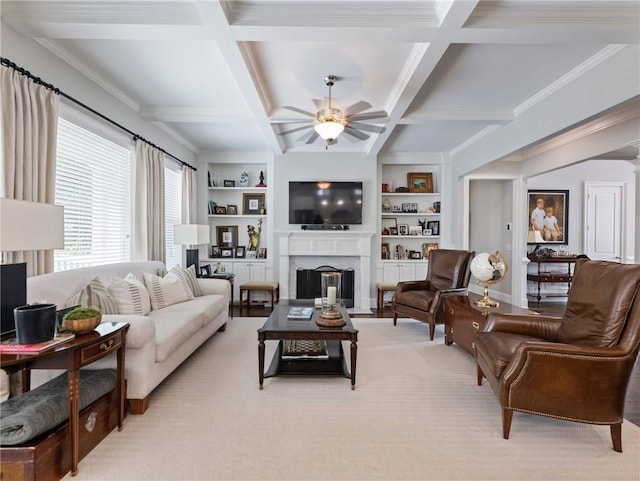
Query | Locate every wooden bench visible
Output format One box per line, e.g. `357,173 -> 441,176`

376,282 -> 397,311
239,282 -> 279,313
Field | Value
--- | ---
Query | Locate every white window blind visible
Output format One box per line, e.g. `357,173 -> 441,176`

54,118 -> 132,271
164,165 -> 182,270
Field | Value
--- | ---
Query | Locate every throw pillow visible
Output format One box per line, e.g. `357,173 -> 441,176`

108,273 -> 152,316
170,265 -> 202,297
67,277 -> 119,314
143,271 -> 194,310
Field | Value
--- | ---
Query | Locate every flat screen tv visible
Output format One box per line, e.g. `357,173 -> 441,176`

289,181 -> 363,225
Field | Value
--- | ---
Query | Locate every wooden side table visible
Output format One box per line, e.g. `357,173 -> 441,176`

527,254 -> 577,305
443,294 -> 535,356
0,321 -> 128,476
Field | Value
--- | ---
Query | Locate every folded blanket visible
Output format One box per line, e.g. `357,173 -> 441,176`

0,369 -> 117,445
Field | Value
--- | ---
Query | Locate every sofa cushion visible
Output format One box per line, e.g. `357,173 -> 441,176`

148,310 -> 202,362
108,274 -> 151,316
157,295 -> 226,327
144,271 -> 194,310
67,277 -> 119,314
170,265 -> 202,297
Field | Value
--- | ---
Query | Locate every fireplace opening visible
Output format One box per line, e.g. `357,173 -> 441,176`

296,266 -> 355,308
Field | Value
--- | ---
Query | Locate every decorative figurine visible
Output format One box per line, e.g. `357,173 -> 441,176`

239,171 -> 249,187
256,170 -> 266,187
247,219 -> 263,251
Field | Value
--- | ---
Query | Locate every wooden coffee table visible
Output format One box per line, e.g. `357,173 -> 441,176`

257,300 -> 358,390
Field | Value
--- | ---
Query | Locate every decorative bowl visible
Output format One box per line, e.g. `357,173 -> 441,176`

62,315 -> 101,334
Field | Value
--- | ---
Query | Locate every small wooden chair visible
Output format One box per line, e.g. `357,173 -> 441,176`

239,282 -> 279,313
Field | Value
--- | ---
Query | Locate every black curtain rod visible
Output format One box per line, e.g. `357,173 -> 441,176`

1,57 -> 196,171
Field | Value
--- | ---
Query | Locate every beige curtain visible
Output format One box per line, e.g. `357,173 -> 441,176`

133,139 -> 165,262
0,65 -> 59,276
181,165 -> 197,223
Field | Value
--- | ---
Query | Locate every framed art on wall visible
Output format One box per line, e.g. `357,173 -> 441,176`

216,225 -> 238,247
527,190 -> 568,245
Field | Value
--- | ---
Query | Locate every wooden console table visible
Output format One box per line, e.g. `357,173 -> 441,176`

527,254 -> 577,305
0,322 -> 128,477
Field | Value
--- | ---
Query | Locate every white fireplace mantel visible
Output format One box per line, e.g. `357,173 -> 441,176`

277,231 -> 375,311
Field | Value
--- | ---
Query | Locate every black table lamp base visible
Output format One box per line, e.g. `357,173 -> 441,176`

186,249 -> 199,273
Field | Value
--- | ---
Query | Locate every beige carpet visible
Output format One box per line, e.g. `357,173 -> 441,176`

65,318 -> 640,481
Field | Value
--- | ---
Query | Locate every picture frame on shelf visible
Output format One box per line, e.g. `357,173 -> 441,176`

220,247 -> 234,258
200,264 -> 212,276
235,245 -> 246,258
409,250 -> 422,260
243,192 -> 265,215
211,245 -> 221,258
423,242 -> 439,259
216,225 -> 238,247
381,242 -> 390,260
527,189 -> 569,245
423,228 -> 432,236
246,250 -> 257,259
257,247 -> 267,259
407,172 -> 433,193
408,226 -> 422,236
223,180 -> 235,187
226,205 -> 238,215
427,220 -> 440,236
389,227 -> 398,235
382,217 -> 397,235
214,205 -> 227,215
398,224 -> 409,236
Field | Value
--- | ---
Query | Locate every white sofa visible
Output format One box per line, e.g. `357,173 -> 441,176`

26,261 -> 230,414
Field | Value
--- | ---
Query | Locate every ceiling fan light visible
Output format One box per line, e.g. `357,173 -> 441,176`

314,120 -> 345,141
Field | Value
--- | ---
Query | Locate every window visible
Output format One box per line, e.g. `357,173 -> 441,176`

164,165 -> 182,270
54,118 -> 132,271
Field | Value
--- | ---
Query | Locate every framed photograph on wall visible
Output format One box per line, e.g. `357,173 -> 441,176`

527,190 -> 569,245
243,193 -> 265,215
407,172 -> 433,193
216,225 -> 238,247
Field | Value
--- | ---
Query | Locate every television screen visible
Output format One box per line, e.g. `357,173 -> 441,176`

289,181 -> 363,225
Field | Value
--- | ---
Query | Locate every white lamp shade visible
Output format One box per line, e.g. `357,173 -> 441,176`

173,224 -> 210,246
0,198 -> 64,252
314,120 -> 345,141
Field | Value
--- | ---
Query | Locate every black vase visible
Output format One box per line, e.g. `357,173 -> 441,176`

14,303 -> 57,344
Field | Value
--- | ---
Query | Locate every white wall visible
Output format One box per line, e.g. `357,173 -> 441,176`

1,23 -> 196,166
527,159 -> 635,261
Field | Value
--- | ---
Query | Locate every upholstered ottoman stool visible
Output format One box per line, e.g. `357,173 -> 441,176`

376,282 -> 397,311
239,281 -> 279,313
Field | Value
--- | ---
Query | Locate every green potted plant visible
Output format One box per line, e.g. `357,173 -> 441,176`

62,307 -> 102,334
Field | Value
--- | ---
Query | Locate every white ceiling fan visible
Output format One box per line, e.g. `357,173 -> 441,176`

279,75 -> 387,146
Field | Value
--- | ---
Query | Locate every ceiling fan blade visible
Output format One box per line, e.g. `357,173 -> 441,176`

343,126 -> 370,141
344,100 -> 372,116
348,122 -> 386,134
349,110 -> 388,121
278,124 -> 313,136
296,129 -> 315,142
312,98 -> 324,110
283,106 -> 316,118
305,131 -> 320,144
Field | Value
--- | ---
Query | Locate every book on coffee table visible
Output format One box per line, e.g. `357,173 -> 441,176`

0,332 -> 75,354
287,307 -> 314,320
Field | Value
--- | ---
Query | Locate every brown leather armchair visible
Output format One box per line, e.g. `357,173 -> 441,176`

392,249 -> 475,340
475,259 -> 640,452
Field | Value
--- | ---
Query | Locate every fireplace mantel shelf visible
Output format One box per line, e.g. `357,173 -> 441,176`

277,231 -> 374,311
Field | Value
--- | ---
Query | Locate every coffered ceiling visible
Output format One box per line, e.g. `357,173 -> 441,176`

2,1 -> 639,164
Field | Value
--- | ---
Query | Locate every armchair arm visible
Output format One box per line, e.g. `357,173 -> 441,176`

483,313 -> 562,341
429,288 -> 469,314
395,280 -> 430,293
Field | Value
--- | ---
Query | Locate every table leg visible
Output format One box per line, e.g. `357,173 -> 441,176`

68,353 -> 80,476
116,334 -> 126,430
230,279 -> 234,319
258,338 -> 265,389
350,339 -> 357,390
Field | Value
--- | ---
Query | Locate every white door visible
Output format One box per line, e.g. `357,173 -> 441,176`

585,183 -> 624,262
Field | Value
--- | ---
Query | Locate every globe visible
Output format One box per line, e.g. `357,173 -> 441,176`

470,251 -> 509,308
